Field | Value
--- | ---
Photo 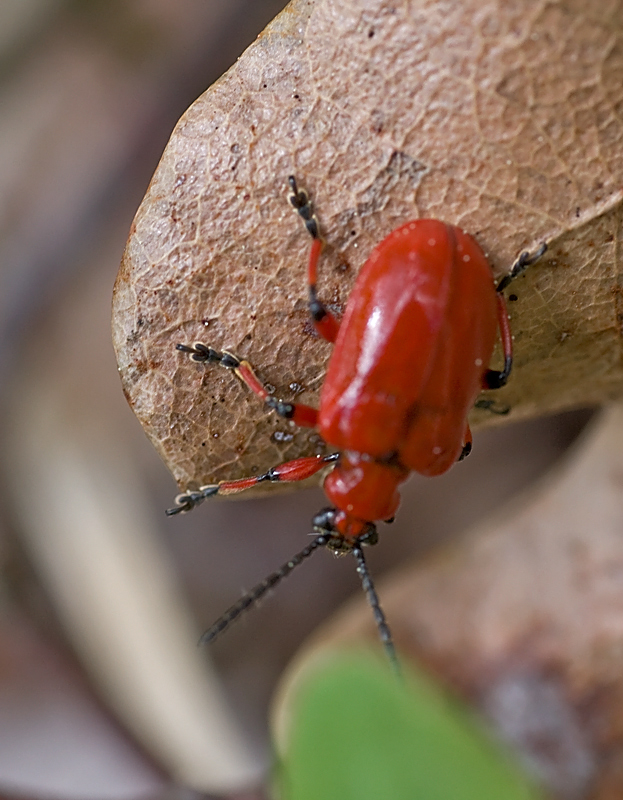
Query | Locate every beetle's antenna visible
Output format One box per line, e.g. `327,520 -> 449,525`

352,544 -> 401,677
199,533 -> 330,646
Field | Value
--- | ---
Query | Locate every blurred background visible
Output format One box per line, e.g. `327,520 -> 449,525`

0,2 -> 593,798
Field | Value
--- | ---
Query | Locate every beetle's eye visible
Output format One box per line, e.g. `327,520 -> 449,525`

312,506 -> 337,531
358,525 -> 378,547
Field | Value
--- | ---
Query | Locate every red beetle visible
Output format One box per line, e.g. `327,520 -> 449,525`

168,177 -> 545,666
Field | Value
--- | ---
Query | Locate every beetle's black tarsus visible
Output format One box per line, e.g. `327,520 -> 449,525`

497,242 -> 547,293
176,342 -> 240,369
475,397 -> 511,416
288,175 -> 319,239
165,485 -> 219,516
458,441 -> 472,461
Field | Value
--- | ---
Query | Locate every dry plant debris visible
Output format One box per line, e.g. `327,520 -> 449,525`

113,0 -> 623,491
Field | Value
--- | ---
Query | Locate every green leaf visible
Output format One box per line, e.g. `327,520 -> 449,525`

275,650 -> 546,800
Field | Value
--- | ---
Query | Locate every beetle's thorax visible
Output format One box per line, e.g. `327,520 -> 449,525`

322,451 -> 409,525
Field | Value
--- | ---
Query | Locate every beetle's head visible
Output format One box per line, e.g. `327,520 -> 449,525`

312,506 -> 378,553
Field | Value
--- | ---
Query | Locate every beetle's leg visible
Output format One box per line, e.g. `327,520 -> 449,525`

484,242 -> 547,390
495,242 -> 547,293
166,453 -> 339,515
176,343 -> 319,428
483,293 -> 513,389
288,176 -> 340,344
458,425 -> 473,461
474,398 -> 510,415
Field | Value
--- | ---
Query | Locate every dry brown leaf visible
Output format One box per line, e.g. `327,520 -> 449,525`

272,404 -> 623,798
113,0 -> 623,491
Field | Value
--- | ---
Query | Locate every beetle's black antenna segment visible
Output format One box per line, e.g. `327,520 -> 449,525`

352,544 -> 401,677
199,533 -> 330,646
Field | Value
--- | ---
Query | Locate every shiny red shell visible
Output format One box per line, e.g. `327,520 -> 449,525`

319,219 -> 498,525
